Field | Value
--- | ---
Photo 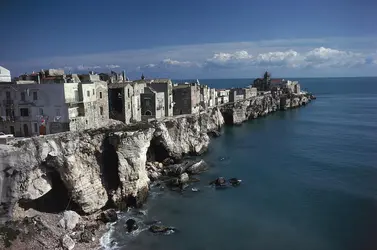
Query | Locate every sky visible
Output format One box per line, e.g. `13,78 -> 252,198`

1,0 -> 377,79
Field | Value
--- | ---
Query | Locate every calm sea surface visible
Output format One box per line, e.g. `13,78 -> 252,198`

102,77 -> 377,250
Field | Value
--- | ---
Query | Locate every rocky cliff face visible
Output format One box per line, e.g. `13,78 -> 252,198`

0,108 -> 224,220
220,93 -> 311,125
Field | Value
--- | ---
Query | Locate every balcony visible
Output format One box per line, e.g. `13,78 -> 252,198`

2,100 -> 14,106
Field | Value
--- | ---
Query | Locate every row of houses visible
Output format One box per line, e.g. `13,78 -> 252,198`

0,67 -> 300,138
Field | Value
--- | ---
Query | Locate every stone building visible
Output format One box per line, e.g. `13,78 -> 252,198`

108,80 -> 146,124
229,88 -> 245,102
140,86 -> 165,121
0,71 -> 109,136
215,89 -> 229,105
149,79 -> 174,117
200,84 -> 210,110
172,83 -> 201,115
253,71 -> 271,91
209,88 -> 216,107
0,66 -> 11,82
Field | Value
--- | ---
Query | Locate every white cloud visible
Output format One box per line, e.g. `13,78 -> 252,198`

137,58 -> 197,71
204,47 -> 371,69
3,36 -> 377,78
105,64 -> 120,69
77,65 -> 101,71
304,47 -> 365,68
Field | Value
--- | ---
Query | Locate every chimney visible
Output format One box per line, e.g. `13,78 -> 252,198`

122,70 -> 125,83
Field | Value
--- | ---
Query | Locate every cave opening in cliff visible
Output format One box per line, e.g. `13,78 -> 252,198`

222,112 -> 234,125
101,137 -> 121,192
147,137 -> 170,163
18,169 -> 81,214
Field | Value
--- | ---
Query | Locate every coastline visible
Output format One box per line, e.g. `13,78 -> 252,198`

0,92 -> 314,249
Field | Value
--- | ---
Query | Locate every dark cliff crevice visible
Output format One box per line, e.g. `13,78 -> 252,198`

147,136 -> 172,163
18,168 -> 81,214
99,136 -> 121,195
221,110 -> 234,125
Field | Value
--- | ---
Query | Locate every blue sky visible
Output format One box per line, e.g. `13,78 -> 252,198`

1,0 -> 377,79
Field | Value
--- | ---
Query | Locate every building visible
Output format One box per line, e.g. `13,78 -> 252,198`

149,79 -> 174,117
172,82 -> 201,115
215,89 -> 229,105
199,84 -> 210,110
0,66 -> 11,82
229,88 -> 245,102
253,71 -> 271,91
209,88 -> 216,107
108,80 -> 146,124
140,86 -> 165,121
0,72 -> 109,136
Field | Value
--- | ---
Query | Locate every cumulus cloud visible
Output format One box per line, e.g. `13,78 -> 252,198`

204,47 -> 372,70
137,58 -> 197,71
105,64 -> 120,69
4,37 -> 377,78
77,65 -> 101,71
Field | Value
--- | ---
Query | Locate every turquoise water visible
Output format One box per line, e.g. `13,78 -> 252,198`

104,78 -> 377,250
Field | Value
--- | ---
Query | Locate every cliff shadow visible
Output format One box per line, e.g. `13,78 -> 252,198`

99,136 -> 121,193
18,167 -> 81,214
147,136 -> 172,163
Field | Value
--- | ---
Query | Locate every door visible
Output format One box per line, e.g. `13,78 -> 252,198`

39,125 -> 46,135
23,124 -> 29,137
10,126 -> 15,135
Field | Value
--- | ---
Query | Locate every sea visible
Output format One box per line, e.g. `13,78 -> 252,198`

101,77 -> 377,250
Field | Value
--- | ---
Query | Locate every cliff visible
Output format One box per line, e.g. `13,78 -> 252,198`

220,93 -> 310,125
0,93 -> 312,220
0,108 -> 224,220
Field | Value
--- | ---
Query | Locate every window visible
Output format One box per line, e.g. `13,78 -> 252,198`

21,92 -> 25,101
87,91 -> 90,97
39,108 -> 44,115
145,99 -> 151,106
34,123 -> 38,133
6,91 -> 10,99
56,108 -> 60,116
93,89 -> 95,95
128,103 -> 130,110
99,92 -> 102,99
128,88 -> 130,98
20,108 -> 29,117
33,92 -> 38,100
100,106 -> 103,115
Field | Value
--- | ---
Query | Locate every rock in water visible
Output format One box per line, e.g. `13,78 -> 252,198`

209,177 -> 227,186
79,229 -> 95,243
186,159 -> 209,174
61,234 -> 75,250
59,210 -> 81,230
149,225 -> 176,234
228,178 -> 242,186
179,173 -> 189,184
100,209 -> 118,223
125,219 -> 138,232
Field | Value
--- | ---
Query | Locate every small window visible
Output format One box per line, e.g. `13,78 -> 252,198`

56,108 -> 60,116
99,92 -> 102,99
93,89 -> 95,95
128,88 -> 130,98
39,108 -> 44,115
6,91 -> 11,99
20,108 -> 29,117
33,92 -> 38,100
34,123 -> 38,132
85,120 -> 88,124
21,92 -> 25,101
100,106 -> 103,115
128,103 -> 130,110
87,91 -> 90,97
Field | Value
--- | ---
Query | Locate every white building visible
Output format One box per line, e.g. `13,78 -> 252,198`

0,66 -> 11,82
0,76 -> 109,137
